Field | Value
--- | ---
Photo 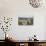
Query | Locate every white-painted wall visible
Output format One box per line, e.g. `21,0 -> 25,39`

0,0 -> 46,40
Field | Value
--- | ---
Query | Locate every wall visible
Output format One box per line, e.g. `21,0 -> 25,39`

0,0 -> 46,40
44,15 -> 46,40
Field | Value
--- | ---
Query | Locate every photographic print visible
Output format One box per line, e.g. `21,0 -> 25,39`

18,17 -> 33,25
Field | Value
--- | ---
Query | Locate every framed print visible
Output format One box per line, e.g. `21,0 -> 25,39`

18,17 -> 33,25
